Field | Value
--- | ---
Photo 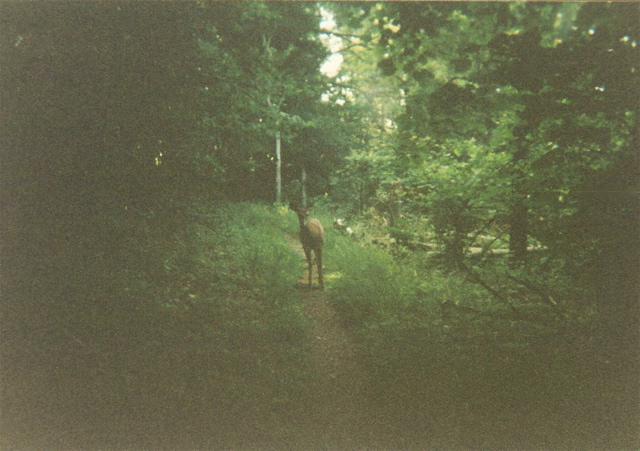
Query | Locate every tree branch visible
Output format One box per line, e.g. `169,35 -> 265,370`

319,30 -> 365,40
507,274 -> 569,319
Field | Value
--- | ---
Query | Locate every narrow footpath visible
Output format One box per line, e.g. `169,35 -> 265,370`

286,235 -> 372,448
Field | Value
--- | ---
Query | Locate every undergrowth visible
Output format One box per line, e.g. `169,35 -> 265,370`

72,203 -> 313,447
8,201 -> 632,449
311,203 -> 637,449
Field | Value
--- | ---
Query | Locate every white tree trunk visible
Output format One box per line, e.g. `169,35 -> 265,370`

301,166 -> 307,207
275,131 -> 282,203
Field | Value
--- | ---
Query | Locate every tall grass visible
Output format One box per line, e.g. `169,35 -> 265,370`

59,203 -> 314,447
309,203 -> 636,450
328,233 -> 418,324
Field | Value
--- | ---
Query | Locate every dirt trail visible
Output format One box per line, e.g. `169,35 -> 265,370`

286,235 -> 373,448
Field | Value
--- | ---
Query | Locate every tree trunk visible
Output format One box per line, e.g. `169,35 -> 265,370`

301,166 -> 307,207
509,196 -> 528,267
509,143 -> 529,267
275,131 -> 282,203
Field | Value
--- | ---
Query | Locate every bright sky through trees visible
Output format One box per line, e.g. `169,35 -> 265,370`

320,8 -> 343,77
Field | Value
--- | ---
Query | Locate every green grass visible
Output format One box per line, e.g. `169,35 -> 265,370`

59,203 -> 316,446
8,201 -> 633,449
305,203 -> 637,449
155,202 -> 311,401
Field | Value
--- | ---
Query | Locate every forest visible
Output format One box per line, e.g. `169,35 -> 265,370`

1,2 -> 638,449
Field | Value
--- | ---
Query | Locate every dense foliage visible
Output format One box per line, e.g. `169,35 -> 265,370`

1,2 -> 637,449
1,3 -> 330,447
326,1 -> 638,318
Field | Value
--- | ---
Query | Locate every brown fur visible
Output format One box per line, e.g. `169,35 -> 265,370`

292,206 -> 324,289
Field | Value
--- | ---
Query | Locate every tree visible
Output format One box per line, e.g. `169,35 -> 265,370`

193,2 -> 329,203
319,3 -> 405,214
332,2 -> 638,272
1,1 -> 199,281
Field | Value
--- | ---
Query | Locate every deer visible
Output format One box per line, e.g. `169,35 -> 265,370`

290,204 -> 324,289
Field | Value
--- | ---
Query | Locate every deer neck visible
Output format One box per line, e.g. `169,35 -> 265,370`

297,215 -> 309,229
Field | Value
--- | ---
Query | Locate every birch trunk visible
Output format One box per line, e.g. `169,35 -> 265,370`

275,131 -> 282,203
301,166 -> 307,207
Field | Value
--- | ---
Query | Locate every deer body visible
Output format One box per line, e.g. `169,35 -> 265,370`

292,206 -> 324,289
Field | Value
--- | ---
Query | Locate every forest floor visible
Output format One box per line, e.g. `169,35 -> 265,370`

285,234 -> 371,447
1,230 -> 635,450
278,235 -> 639,450
283,235 -> 408,449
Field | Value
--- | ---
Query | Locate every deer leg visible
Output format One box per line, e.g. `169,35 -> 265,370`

316,248 -> 323,289
304,247 -> 313,287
